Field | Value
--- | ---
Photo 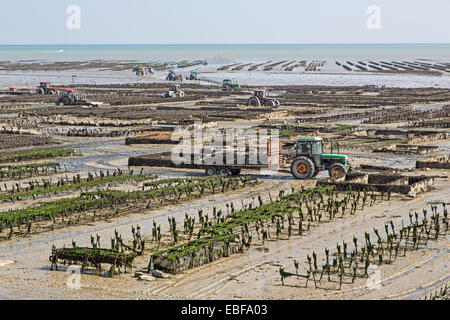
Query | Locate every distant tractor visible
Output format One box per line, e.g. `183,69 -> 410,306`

161,84 -> 185,98
247,89 -> 280,107
290,137 -> 351,179
222,79 -> 241,91
166,70 -> 181,81
55,90 -> 82,105
36,82 -> 59,95
188,71 -> 198,80
55,90 -> 102,107
133,65 -> 154,76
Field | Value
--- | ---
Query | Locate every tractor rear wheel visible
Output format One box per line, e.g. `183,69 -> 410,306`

247,97 -> 260,106
36,88 -> 44,95
291,157 -> 315,179
329,163 -> 347,179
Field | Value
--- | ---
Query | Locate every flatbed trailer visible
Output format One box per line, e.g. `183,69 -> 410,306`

128,142 -> 283,176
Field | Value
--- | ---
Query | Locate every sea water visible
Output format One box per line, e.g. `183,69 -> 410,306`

0,43 -> 449,63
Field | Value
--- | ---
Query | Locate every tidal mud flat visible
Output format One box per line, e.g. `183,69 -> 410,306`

0,59 -> 449,300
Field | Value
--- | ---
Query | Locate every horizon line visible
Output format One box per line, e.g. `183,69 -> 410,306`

1,42 -> 450,46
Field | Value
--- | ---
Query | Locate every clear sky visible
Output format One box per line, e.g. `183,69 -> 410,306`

0,0 -> 449,44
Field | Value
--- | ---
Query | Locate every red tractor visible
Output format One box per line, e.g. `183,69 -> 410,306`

55,90 -> 83,105
247,90 -> 280,107
36,82 -> 59,95
55,90 -> 101,107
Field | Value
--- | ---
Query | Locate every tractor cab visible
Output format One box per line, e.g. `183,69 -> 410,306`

223,79 -> 232,86
291,137 -> 351,179
254,90 -> 266,99
40,82 -> 50,89
190,71 -> 198,80
295,137 -> 324,167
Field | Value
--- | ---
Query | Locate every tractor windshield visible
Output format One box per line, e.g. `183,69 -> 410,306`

311,141 -> 323,154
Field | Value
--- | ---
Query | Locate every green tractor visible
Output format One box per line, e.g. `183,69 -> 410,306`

222,79 -> 241,91
290,137 -> 351,179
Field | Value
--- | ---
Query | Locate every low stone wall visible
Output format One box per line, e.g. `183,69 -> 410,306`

125,136 -> 175,145
318,173 -> 434,197
358,129 -> 447,145
416,154 -> 450,169
374,144 -> 440,154
359,164 -> 409,172
409,132 -> 448,144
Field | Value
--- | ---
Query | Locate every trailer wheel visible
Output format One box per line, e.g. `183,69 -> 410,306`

218,167 -> 230,176
329,163 -> 347,179
290,157 -> 314,179
205,167 -> 217,176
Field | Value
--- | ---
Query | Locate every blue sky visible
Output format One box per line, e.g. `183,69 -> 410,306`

0,0 -> 449,44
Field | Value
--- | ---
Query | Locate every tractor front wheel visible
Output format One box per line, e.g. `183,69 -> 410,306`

329,163 -> 347,179
290,157 -> 315,179
265,100 -> 276,107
